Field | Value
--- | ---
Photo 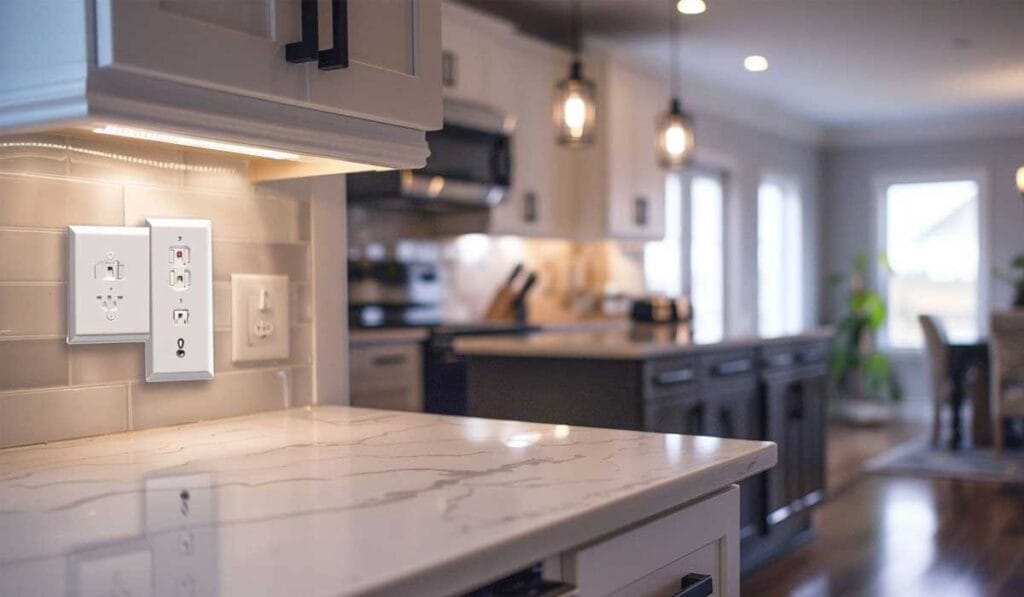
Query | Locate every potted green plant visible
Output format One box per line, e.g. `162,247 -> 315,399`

828,251 -> 902,424
993,253 -> 1024,308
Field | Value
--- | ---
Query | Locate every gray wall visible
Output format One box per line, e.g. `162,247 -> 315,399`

822,133 -> 1024,398
689,110 -> 823,338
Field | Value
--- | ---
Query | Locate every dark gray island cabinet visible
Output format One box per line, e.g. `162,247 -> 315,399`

455,329 -> 832,573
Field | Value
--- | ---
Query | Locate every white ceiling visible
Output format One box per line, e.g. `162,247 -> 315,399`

460,0 -> 1024,139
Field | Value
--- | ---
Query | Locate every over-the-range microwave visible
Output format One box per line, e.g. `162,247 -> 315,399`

346,98 -> 513,211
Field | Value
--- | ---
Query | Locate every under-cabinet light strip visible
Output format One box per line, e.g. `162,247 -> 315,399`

0,141 -> 239,174
92,125 -> 301,161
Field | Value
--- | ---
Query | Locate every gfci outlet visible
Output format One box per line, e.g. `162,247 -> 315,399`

146,218 -> 213,382
231,274 -> 290,363
67,226 -> 150,344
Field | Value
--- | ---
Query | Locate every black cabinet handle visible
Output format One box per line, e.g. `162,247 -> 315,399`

318,0 -> 349,70
713,358 -> 753,377
634,196 -> 649,227
371,354 -> 407,367
672,573 -> 713,597
286,0 -> 319,63
492,137 -> 511,186
654,368 -> 695,386
523,192 -> 538,223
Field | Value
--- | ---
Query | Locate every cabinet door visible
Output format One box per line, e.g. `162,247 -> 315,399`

439,7 -> 490,102
705,382 -> 764,538
308,0 -> 443,130
488,42 -> 573,237
97,0 -> 306,104
604,63 -> 667,241
645,395 -> 706,436
800,371 -> 828,502
764,373 -> 801,523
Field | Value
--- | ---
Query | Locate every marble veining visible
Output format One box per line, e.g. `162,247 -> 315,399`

0,406 -> 775,596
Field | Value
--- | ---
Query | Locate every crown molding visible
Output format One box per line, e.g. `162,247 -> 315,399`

822,113 -> 1024,148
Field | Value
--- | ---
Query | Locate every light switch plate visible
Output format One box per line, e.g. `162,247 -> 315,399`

67,226 -> 150,344
231,274 -> 290,363
146,218 -> 213,382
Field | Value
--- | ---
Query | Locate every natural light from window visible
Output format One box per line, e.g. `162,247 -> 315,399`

690,175 -> 724,343
883,180 -> 979,348
644,175 -> 684,297
758,180 -> 803,337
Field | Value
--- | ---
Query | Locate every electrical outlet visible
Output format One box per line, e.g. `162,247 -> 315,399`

67,226 -> 150,344
231,274 -> 290,362
146,218 -> 213,382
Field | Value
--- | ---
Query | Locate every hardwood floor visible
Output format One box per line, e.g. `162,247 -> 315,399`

742,422 -> 1024,597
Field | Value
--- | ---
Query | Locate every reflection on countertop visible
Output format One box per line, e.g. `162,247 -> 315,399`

455,325 -> 835,360
0,405 -> 775,597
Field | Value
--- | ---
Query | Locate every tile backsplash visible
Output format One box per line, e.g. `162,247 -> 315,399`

0,134 -> 315,448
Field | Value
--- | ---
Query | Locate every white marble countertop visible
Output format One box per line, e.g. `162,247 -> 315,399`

0,406 -> 775,597
456,327 -> 834,360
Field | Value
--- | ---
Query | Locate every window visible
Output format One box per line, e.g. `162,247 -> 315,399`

644,173 -> 725,342
881,179 -> 979,348
644,175 -> 684,296
758,179 -> 803,337
689,175 -> 725,342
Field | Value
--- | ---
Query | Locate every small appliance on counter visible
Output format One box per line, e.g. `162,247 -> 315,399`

348,259 -> 443,328
630,295 -> 693,325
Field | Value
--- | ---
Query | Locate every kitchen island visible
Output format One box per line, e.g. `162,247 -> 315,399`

455,327 -> 832,573
0,405 -> 774,596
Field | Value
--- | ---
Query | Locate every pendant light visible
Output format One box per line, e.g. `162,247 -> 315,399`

657,0 -> 695,170
1017,164 -> 1024,198
554,0 -> 597,147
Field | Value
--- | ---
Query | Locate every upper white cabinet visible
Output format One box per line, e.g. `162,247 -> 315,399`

0,0 -> 443,174
488,39 -> 576,238
575,51 -> 668,241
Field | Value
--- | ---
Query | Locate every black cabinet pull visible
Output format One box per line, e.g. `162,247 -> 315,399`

713,358 -> 753,377
634,196 -> 649,227
654,368 -> 695,386
371,354 -> 407,367
672,573 -> 713,597
523,192 -> 538,223
318,0 -> 350,70
286,0 -> 319,63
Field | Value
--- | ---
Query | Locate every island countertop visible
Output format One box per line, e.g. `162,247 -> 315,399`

0,406 -> 775,597
455,327 -> 833,360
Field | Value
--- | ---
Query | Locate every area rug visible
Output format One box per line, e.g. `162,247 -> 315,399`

865,439 -> 1024,484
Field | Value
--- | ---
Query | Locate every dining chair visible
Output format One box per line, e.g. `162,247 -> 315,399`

919,314 -> 952,447
989,311 -> 1024,455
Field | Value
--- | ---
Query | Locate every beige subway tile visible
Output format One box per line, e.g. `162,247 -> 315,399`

124,185 -> 301,243
213,282 -> 231,330
213,241 -> 309,282
0,230 -> 65,282
130,368 -> 296,430
291,366 -> 314,407
0,134 -> 69,176
0,385 -> 128,448
0,174 -> 122,228
0,339 -> 69,391
67,135 -> 183,187
0,285 -> 65,337
69,343 -> 145,385
291,282 -> 312,323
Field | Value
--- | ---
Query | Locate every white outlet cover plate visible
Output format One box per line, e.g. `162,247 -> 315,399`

231,274 -> 290,363
67,226 -> 150,344
146,218 -> 214,382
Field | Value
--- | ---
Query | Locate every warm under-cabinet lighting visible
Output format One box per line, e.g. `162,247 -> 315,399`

92,125 -> 301,161
676,0 -> 707,15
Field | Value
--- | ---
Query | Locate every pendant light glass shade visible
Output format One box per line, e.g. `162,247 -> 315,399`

657,99 -> 695,170
1017,164 -> 1024,196
555,62 -> 597,147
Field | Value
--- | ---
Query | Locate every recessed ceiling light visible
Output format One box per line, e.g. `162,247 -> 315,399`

744,55 -> 769,72
676,0 -> 707,15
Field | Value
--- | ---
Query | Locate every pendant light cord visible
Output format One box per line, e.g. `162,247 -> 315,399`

670,0 -> 681,107
570,0 -> 582,58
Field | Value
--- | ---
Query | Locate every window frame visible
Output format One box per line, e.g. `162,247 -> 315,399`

757,172 -> 805,338
871,168 -> 990,353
